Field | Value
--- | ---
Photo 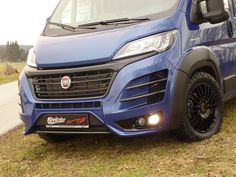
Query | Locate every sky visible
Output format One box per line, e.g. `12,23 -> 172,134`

0,0 -> 60,45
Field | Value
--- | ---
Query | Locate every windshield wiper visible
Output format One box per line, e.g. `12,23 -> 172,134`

48,18 -> 149,31
48,22 -> 97,31
48,22 -> 76,32
79,18 -> 150,27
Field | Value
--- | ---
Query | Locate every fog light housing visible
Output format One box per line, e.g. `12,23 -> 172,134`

137,117 -> 146,126
147,114 -> 160,126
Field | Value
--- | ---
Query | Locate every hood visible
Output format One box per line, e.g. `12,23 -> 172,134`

35,18 -> 175,68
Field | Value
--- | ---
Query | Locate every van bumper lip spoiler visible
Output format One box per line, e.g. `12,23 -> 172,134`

36,131 -> 111,135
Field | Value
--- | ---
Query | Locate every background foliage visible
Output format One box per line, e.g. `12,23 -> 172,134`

0,41 -> 29,62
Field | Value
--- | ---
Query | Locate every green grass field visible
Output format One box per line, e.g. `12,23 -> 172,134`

0,62 -> 25,85
0,99 -> 235,177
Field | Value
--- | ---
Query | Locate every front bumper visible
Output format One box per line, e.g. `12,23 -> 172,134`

19,53 -> 188,137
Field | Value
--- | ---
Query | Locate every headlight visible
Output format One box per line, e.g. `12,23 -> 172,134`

113,30 -> 177,60
27,48 -> 37,67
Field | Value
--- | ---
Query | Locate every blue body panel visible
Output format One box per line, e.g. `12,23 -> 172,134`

19,0 -> 236,136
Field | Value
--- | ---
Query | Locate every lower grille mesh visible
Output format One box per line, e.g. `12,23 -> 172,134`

35,102 -> 102,109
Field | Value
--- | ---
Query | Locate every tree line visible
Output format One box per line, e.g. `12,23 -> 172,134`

0,41 -> 28,62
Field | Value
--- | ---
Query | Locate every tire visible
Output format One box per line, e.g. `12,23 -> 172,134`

38,133 -> 75,143
179,72 -> 224,141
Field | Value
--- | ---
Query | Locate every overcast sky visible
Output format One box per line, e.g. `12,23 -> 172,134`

0,0 -> 60,45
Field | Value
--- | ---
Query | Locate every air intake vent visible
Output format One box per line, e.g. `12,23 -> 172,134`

35,101 -> 102,109
120,70 -> 168,108
148,70 -> 168,104
29,70 -> 114,100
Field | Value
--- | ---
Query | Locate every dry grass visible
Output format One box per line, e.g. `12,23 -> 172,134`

0,99 -> 235,177
0,62 -> 25,85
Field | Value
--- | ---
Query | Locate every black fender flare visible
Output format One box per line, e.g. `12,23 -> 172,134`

168,47 -> 222,130
178,46 -> 222,87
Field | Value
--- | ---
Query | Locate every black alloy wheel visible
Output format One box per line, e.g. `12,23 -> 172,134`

180,72 -> 224,141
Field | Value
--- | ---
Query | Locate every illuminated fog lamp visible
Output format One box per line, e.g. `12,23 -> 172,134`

147,114 -> 160,126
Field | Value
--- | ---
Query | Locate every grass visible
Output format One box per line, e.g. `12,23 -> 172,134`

0,99 -> 235,177
0,62 -> 25,85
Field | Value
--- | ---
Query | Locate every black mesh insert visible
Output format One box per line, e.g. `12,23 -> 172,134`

29,70 -> 113,99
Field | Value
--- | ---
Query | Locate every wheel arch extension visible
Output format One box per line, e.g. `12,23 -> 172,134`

179,47 -> 222,87
168,47 -> 223,131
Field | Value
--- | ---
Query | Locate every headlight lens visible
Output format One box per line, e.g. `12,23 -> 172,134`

113,30 -> 177,60
27,48 -> 37,67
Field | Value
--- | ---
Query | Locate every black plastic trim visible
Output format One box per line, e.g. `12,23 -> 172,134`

25,52 -> 156,75
126,78 -> 168,90
120,90 -> 165,102
168,69 -> 189,130
36,131 -> 110,134
178,47 -> 221,88
223,74 -> 236,93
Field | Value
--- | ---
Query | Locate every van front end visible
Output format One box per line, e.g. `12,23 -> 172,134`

18,38 -> 188,137
18,0 -> 189,139
19,0 -> 231,142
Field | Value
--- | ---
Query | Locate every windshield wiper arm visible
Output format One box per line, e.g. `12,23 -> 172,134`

79,17 -> 150,27
113,18 -> 151,25
48,22 -> 97,31
48,22 -> 76,32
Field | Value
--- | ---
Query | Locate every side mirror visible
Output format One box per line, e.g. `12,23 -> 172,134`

191,0 -> 229,24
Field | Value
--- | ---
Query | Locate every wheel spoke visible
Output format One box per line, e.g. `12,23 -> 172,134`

191,114 -> 201,127
207,103 -> 217,110
196,86 -> 203,97
189,109 -> 198,113
199,118 -> 204,132
199,84 -> 205,98
206,85 -> 211,99
207,90 -> 216,104
204,119 -> 209,131
189,113 -> 198,120
204,84 -> 208,98
189,105 -> 200,108
190,95 -> 199,105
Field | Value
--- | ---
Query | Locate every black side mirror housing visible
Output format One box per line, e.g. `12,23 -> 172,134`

191,0 -> 229,24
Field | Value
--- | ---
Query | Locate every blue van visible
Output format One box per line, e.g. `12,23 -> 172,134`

19,0 -> 236,142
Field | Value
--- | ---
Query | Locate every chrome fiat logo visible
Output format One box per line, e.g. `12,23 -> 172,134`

61,76 -> 71,90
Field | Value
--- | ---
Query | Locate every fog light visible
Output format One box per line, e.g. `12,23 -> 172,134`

137,117 -> 146,126
147,114 -> 160,126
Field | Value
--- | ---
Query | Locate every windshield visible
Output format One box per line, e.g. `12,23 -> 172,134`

50,0 -> 179,27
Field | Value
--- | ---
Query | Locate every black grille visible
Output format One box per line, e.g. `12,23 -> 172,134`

30,70 -> 113,99
35,102 -> 102,109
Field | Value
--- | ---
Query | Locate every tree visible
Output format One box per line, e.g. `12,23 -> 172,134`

2,41 -> 28,62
